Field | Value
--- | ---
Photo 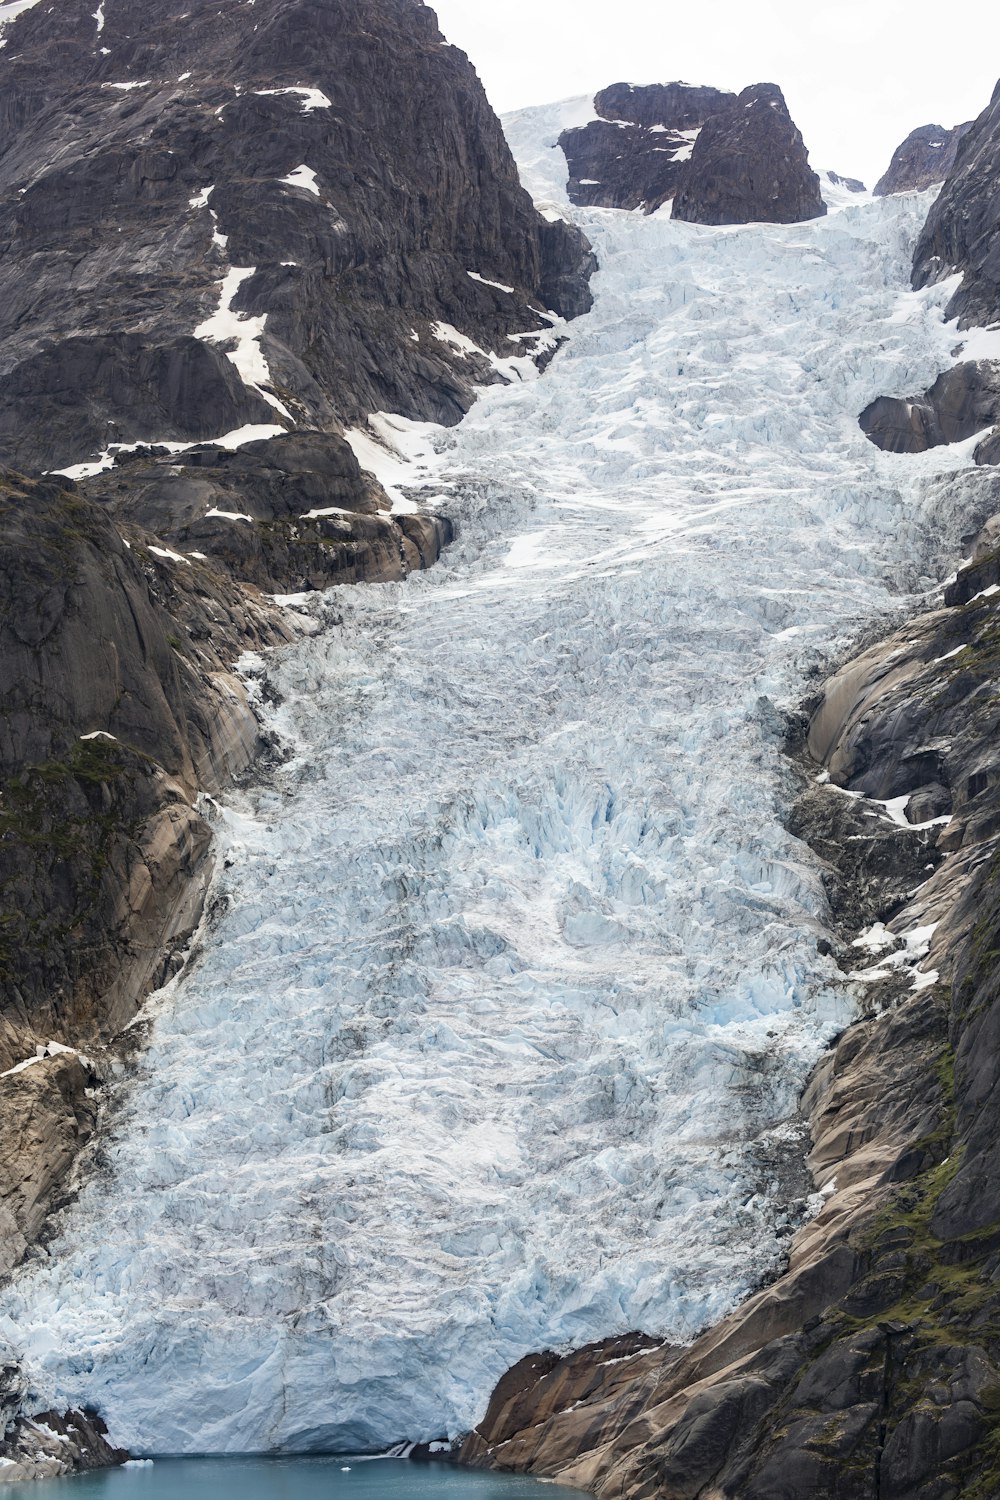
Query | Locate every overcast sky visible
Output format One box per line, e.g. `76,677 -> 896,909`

429,0 -> 1000,190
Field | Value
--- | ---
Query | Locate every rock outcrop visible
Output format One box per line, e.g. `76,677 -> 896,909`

913,81 -> 1000,328
558,80 -> 825,226
462,508 -> 1000,1496
81,432 -> 453,594
0,0 -> 594,474
558,83 -> 735,213
0,469 -> 298,1280
860,361 -> 1000,455
875,122 -> 973,197
671,83 -> 827,226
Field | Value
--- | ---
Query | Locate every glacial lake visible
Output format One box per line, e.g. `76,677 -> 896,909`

28,1459 -> 585,1500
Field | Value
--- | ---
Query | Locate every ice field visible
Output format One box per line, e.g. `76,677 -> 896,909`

1,118 -> 992,1454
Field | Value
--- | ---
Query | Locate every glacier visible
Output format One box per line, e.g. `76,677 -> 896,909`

1,156 -> 992,1455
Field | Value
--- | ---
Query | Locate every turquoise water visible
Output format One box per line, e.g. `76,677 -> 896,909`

28,1460 -> 584,1500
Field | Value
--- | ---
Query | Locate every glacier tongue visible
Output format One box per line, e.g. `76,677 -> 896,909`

1,191 -> 982,1456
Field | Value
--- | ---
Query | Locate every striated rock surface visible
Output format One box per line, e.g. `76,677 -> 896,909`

462,506 -> 1000,1497
875,122 -> 972,197
671,83 -> 826,226
0,0 -> 593,474
913,81 -> 1000,327
558,82 -> 734,213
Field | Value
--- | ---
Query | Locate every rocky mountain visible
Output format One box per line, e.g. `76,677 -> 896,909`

558,79 -> 825,224
558,82 -> 735,212
672,82 -> 826,226
875,122 -> 972,197
0,0 -> 593,475
914,83 -> 1000,329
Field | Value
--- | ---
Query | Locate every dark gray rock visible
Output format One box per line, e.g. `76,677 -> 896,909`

859,361 -> 1000,454
559,82 -> 735,213
913,80 -> 1000,328
671,83 -> 826,226
824,170 -> 867,196
81,431 -> 453,593
875,123 -> 973,197
0,0 -> 594,473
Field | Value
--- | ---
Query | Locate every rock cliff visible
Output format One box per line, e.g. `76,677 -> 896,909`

913,82 -> 1000,328
558,83 -> 735,213
558,80 -> 824,224
875,123 -> 972,197
0,0 -> 593,474
671,83 -> 826,226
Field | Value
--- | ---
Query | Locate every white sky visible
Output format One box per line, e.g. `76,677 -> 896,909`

429,0 -> 1000,190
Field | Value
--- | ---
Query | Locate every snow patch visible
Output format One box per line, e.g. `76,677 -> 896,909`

280,164 -> 320,197
255,86 -> 331,112
194,268 -> 293,421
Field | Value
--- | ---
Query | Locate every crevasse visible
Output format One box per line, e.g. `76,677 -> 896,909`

1,160 -> 988,1455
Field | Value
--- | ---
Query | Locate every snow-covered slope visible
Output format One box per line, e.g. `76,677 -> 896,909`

0,171 -> 983,1454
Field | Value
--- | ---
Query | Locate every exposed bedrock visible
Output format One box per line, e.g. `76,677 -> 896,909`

914,79 -> 1000,328
875,122 -> 973,198
82,432 -> 454,593
0,469 -> 299,1289
671,83 -> 827,227
558,80 -> 825,225
463,502 -> 1000,1498
558,82 -> 735,213
860,360 -> 1000,456
0,0 -> 594,473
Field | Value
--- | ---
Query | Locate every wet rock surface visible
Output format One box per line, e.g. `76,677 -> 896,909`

0,0 -> 593,473
671,83 -> 826,226
875,123 -> 972,197
462,503 -> 1000,1497
0,469 -> 294,1278
914,81 -> 1000,328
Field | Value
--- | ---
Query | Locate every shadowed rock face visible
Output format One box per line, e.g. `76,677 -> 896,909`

874,122 -> 972,197
558,82 -> 735,212
558,80 -> 824,224
913,79 -> 1000,328
671,83 -> 826,226
0,0 -> 594,473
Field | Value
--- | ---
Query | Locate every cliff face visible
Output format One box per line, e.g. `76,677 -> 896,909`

557,79 -> 825,225
0,0 -> 594,473
671,83 -> 826,226
913,81 -> 1000,327
558,83 -> 735,213
874,122 -> 972,197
